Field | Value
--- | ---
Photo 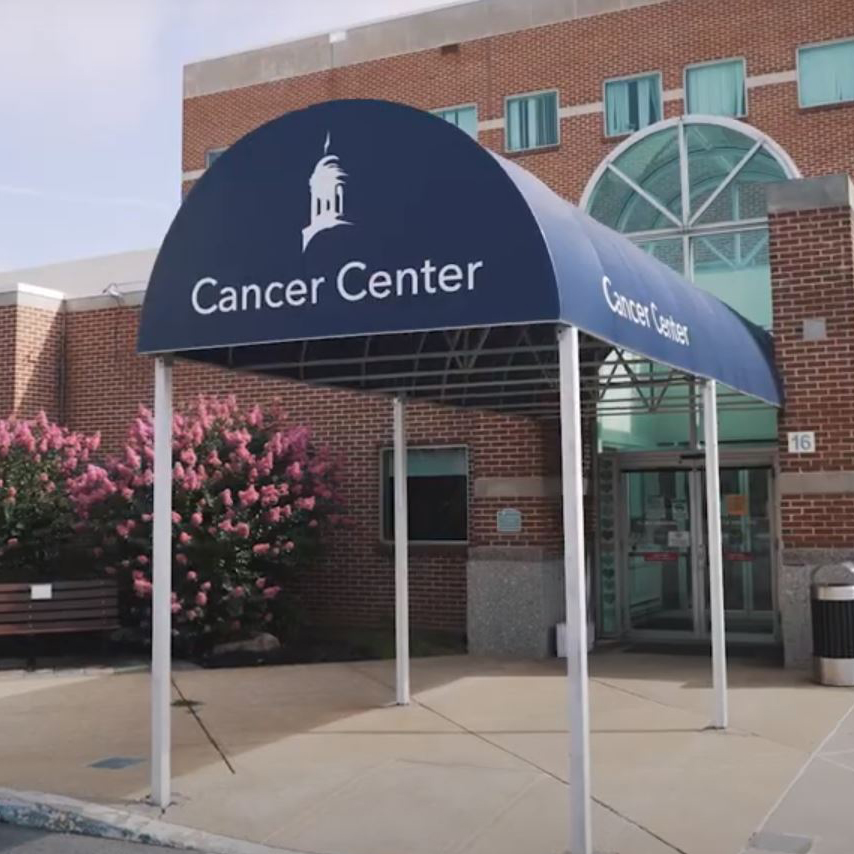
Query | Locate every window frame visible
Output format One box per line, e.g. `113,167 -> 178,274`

378,443 -> 470,545
602,71 -> 664,138
431,103 -> 479,138
796,37 -> 854,109
204,147 -> 227,168
683,57 -> 748,118
504,88 -> 561,153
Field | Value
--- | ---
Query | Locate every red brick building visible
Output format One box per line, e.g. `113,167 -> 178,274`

3,0 -> 854,665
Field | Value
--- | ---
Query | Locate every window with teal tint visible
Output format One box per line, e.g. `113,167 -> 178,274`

692,230 -> 771,328
686,59 -> 746,117
798,40 -> 854,107
205,148 -> 226,168
505,91 -> 559,152
433,105 -> 478,138
597,353 -> 693,451
605,74 -> 662,136
585,117 -> 796,447
381,447 -> 468,542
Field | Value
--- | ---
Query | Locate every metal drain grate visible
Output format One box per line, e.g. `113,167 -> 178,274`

88,756 -> 145,770
746,830 -> 813,854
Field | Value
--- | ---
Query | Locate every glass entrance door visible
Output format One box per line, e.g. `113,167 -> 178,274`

702,467 -> 775,638
625,470 -> 696,634
621,464 -> 776,641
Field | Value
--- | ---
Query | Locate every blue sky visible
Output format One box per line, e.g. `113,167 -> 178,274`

0,0 -> 450,271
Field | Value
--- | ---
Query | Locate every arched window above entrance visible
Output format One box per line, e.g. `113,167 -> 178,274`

582,117 -> 798,450
583,118 -> 798,327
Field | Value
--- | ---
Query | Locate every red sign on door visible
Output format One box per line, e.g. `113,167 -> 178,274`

642,552 -> 680,562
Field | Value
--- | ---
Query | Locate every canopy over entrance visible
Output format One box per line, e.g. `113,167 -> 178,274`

139,99 -> 781,409
138,99 -> 783,854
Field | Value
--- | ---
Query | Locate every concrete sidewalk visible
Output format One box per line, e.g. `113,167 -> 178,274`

0,651 -> 851,854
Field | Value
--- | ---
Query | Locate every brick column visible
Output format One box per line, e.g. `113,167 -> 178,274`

0,287 -> 64,421
465,405 -> 597,659
465,417 -> 563,658
0,305 -> 15,416
768,174 -> 854,667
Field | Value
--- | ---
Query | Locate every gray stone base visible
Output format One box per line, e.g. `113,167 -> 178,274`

780,549 -> 854,669
467,548 -> 564,658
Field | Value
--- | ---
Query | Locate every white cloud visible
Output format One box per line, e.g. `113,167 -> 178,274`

0,182 -> 171,211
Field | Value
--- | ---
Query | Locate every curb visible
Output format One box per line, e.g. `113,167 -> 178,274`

0,787 -> 304,854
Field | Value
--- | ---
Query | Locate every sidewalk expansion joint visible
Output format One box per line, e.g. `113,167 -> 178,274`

171,675 -> 236,775
413,695 -> 690,854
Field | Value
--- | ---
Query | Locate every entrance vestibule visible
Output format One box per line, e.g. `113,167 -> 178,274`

597,451 -> 777,644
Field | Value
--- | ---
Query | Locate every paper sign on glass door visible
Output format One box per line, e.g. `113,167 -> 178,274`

725,494 -> 747,516
671,500 -> 688,523
667,530 -> 691,548
645,495 -> 666,520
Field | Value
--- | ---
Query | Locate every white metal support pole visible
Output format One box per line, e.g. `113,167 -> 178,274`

703,379 -> 728,730
393,396 -> 410,706
557,325 -> 592,854
151,355 -> 173,807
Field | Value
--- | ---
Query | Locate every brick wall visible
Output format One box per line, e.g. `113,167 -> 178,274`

770,197 -> 854,548
0,307 -> 15,417
63,303 -> 562,632
0,303 -> 63,422
183,0 -> 854,203
13,305 -> 63,421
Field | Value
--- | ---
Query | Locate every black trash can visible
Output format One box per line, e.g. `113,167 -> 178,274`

811,563 -> 854,686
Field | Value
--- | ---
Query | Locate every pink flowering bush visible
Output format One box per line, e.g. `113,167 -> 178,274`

79,396 -> 345,652
0,412 -> 103,579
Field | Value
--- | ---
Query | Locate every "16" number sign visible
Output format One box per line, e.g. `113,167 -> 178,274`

787,431 -> 816,454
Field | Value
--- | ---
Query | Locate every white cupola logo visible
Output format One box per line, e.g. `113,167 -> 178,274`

302,132 -> 351,251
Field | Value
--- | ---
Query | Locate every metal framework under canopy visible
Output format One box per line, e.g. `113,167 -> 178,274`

191,323 -> 764,419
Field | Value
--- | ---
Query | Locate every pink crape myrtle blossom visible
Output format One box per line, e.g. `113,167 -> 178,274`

0,412 -> 103,579
80,396 -> 345,651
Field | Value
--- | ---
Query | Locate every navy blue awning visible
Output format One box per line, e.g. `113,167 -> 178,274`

138,99 -> 782,411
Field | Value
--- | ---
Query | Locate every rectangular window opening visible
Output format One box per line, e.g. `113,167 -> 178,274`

432,105 -> 478,138
505,91 -> 559,152
685,59 -> 746,117
205,147 -> 227,168
798,39 -> 854,108
381,446 -> 468,543
604,73 -> 663,136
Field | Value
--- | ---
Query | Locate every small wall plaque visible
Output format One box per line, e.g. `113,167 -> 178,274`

30,583 -> 53,601
496,508 -> 522,534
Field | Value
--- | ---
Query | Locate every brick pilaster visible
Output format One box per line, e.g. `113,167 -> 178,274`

769,175 -> 854,548
768,174 -> 854,666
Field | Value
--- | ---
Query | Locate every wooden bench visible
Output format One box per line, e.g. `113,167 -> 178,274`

0,579 -> 119,638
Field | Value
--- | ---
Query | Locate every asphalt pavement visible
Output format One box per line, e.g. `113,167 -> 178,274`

0,823 -> 184,853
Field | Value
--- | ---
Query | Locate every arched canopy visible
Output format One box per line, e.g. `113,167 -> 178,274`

139,99 -> 782,408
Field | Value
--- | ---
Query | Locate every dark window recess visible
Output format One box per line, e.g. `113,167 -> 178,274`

381,448 -> 468,542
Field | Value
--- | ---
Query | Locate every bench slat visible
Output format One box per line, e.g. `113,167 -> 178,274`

0,619 -> 119,636
0,611 -> 118,626
0,594 -> 121,614
0,580 -> 118,593
0,585 -> 117,601
0,606 -> 119,623
0,601 -> 119,623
